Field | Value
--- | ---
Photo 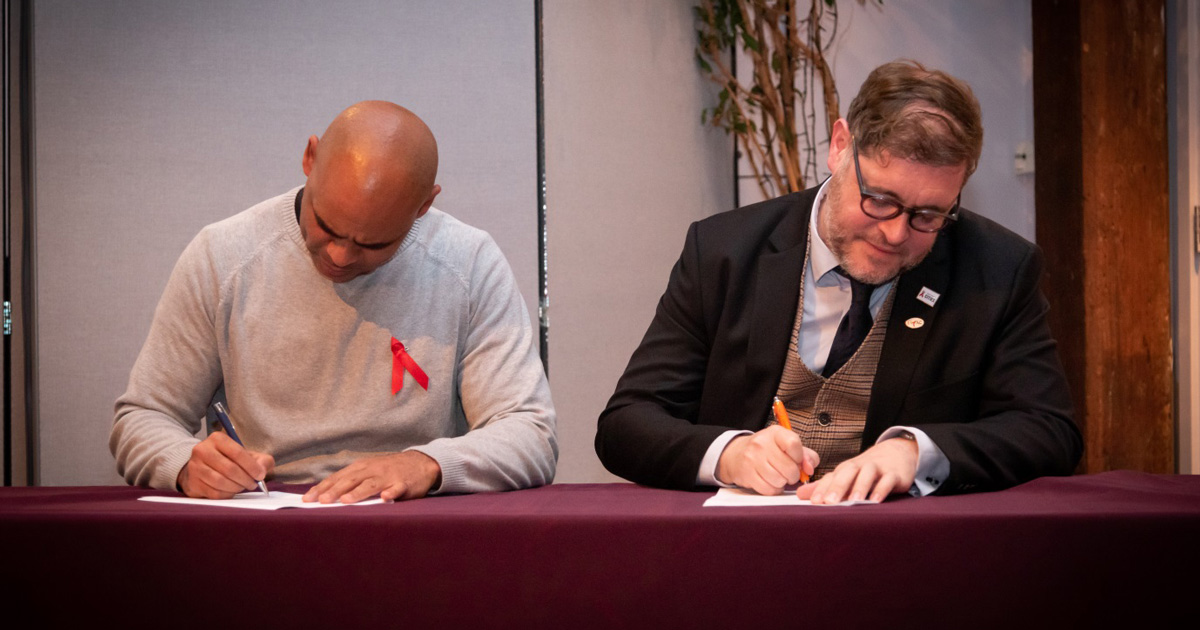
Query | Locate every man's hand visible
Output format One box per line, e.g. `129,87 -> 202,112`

303,451 -> 442,504
796,437 -> 918,504
177,431 -> 275,499
716,426 -> 819,495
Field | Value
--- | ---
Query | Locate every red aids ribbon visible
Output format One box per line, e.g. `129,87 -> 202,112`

391,337 -> 429,394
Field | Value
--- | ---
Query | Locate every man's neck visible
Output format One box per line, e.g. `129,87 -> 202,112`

294,187 -> 304,225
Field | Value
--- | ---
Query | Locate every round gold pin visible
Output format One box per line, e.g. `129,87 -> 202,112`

905,317 -> 925,329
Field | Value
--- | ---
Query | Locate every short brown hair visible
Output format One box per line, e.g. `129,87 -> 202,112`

846,60 -> 983,178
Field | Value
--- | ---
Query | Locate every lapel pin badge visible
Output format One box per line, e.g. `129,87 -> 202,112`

916,286 -> 940,307
905,317 -> 925,329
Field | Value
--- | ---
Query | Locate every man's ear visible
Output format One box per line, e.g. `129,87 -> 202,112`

416,184 -> 441,219
302,135 -> 319,177
827,119 -> 852,173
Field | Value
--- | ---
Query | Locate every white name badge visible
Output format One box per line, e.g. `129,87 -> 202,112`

917,286 -> 940,307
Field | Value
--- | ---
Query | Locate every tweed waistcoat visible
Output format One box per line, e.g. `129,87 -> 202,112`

771,258 -> 897,478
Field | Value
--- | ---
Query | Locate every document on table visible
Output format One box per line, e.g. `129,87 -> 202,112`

703,487 -> 877,507
139,491 -> 391,510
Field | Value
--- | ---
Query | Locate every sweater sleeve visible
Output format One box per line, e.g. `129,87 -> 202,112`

110,229 -> 225,490
408,236 -> 558,493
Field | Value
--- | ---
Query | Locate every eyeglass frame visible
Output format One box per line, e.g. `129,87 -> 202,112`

851,138 -> 961,233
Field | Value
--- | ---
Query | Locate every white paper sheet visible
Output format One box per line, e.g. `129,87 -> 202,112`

139,491 -> 391,510
702,487 -> 878,507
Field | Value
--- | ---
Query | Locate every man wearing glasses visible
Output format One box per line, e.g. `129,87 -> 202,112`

596,60 -> 1082,502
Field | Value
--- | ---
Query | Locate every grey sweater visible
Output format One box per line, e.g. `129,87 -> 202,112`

111,188 -> 557,493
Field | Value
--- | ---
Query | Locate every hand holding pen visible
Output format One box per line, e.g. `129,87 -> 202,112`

212,402 -> 270,496
174,403 -> 275,499
772,397 -> 809,484
713,399 -> 819,495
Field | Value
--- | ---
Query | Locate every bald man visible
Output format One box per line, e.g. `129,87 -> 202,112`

111,102 -> 557,503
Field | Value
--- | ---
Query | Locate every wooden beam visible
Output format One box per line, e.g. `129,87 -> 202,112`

1033,0 -> 1174,473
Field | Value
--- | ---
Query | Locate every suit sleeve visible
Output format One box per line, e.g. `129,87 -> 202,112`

595,223 -> 733,490
916,245 -> 1082,493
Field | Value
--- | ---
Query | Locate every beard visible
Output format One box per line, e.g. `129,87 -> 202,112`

818,169 -> 936,285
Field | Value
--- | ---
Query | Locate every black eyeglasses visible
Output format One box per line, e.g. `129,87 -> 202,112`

852,139 -> 960,233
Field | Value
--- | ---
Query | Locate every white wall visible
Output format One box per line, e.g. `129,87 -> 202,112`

544,1 -> 735,483
835,0 -> 1037,239
736,0 -> 1037,240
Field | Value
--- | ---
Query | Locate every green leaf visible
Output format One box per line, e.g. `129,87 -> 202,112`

728,2 -> 744,28
696,51 -> 713,74
740,32 -> 761,53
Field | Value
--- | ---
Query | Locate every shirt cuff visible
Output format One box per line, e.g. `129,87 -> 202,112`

877,426 -> 949,496
696,430 -> 754,487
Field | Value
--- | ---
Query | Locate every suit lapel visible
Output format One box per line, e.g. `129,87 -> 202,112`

864,230 -> 954,444
746,193 -> 812,394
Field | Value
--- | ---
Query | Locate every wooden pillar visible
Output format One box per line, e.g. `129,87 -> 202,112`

1033,0 -> 1174,473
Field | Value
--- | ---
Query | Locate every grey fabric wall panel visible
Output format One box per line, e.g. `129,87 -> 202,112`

33,1 -> 536,485
543,1 -> 736,483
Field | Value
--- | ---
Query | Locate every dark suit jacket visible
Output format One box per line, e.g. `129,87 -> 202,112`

596,187 -> 1082,493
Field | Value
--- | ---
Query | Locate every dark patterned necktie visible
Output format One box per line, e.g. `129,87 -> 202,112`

822,268 -> 876,377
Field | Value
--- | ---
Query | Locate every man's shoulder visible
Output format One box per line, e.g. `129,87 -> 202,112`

681,189 -> 816,266
179,189 -> 298,278
945,208 -> 1038,268
201,189 -> 296,238
695,189 -> 815,234
398,207 -> 510,288
416,207 -> 490,244
411,208 -> 498,262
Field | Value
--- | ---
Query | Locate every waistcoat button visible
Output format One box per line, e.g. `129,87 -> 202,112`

817,412 -> 832,426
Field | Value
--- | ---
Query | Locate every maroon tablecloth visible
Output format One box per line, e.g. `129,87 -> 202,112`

2,470 -> 1197,628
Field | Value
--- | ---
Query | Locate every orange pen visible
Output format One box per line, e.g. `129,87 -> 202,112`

772,397 -> 809,483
